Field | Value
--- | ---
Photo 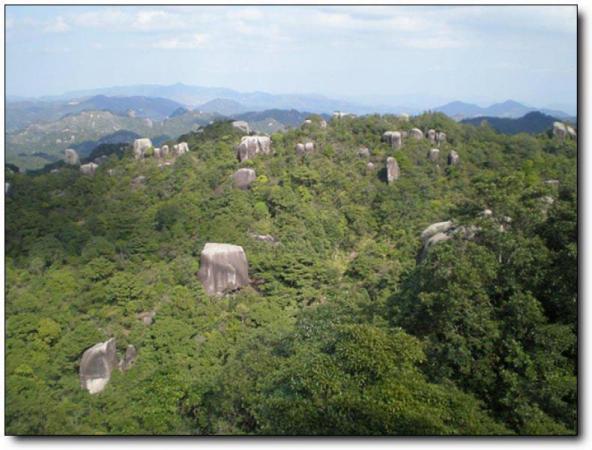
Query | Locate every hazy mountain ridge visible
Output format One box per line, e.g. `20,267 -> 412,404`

461,111 -> 575,135
435,99 -> 574,120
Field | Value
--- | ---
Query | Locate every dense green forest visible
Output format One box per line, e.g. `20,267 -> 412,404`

5,113 -> 577,435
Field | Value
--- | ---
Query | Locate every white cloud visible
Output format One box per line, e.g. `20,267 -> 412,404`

153,33 -> 207,50
44,16 -> 69,33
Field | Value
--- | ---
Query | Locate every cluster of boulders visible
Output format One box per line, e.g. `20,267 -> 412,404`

79,338 -> 138,394
236,136 -> 272,162
295,142 -> 315,156
553,122 -> 577,140
383,127 -> 447,150
197,243 -> 250,295
133,138 -> 189,161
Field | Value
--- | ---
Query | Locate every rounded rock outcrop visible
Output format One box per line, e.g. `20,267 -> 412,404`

428,148 -> 440,161
64,148 -> 80,166
386,157 -> 400,183
383,131 -> 402,149
409,128 -> 424,140
197,243 -> 250,296
448,150 -> 460,166
80,163 -> 98,176
133,138 -> 152,160
233,168 -> 257,190
79,338 -> 118,394
232,121 -> 250,134
236,136 -> 272,162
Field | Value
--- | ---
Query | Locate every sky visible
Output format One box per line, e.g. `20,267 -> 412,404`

5,5 -> 578,112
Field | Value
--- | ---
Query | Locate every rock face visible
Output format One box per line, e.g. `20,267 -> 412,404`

119,345 -> 137,371
566,126 -> 577,139
161,145 -> 170,158
249,233 -> 278,245
295,142 -> 315,156
5,182 -> 11,195
437,132 -> 447,144
383,131 -> 402,149
232,121 -> 250,134
427,129 -> 437,144
173,142 -> 189,156
367,162 -> 375,170
448,150 -> 460,166
138,311 -> 156,325
428,148 -> 440,161
421,221 -> 454,242
198,243 -> 250,295
409,128 -> 424,140
236,136 -> 272,162
419,221 -> 455,260
233,168 -> 257,190
320,119 -> 328,129
154,147 -> 161,158
358,147 -> 370,157
64,148 -> 80,165
302,119 -> 313,126
553,122 -> 567,139
386,157 -> 400,183
80,163 -> 98,176
133,138 -> 152,159
80,338 -> 118,394
399,113 -> 410,122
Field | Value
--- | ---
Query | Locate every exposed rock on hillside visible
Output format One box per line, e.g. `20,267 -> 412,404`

64,148 -> 80,165
386,157 -> 400,183
173,142 -> 189,156
249,233 -> 279,245
295,142 -> 315,156
358,147 -> 370,157
383,131 -> 402,149
409,128 -> 424,140
427,129 -> 437,144
137,311 -> 156,326
79,338 -> 118,394
232,121 -> 250,134
198,243 -> 250,295
448,150 -> 460,166
119,345 -> 137,371
233,168 -> 257,190
428,148 -> 440,161
133,138 -> 152,159
236,136 -> 272,162
80,162 -> 98,176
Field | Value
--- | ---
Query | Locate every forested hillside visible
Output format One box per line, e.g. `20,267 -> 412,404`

5,113 -> 577,435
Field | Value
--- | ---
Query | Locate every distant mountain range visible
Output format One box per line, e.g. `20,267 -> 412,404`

5,84 -> 577,170
461,111 -> 576,135
434,100 -> 574,121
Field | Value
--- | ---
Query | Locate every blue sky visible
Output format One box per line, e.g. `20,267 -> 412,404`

5,5 -> 577,112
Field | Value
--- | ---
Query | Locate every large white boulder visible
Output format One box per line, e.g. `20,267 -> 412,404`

383,131 -> 402,149
236,136 -> 272,162
133,138 -> 152,159
80,338 -> 118,394
198,243 -> 250,295
80,163 -> 98,176
386,157 -> 400,183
